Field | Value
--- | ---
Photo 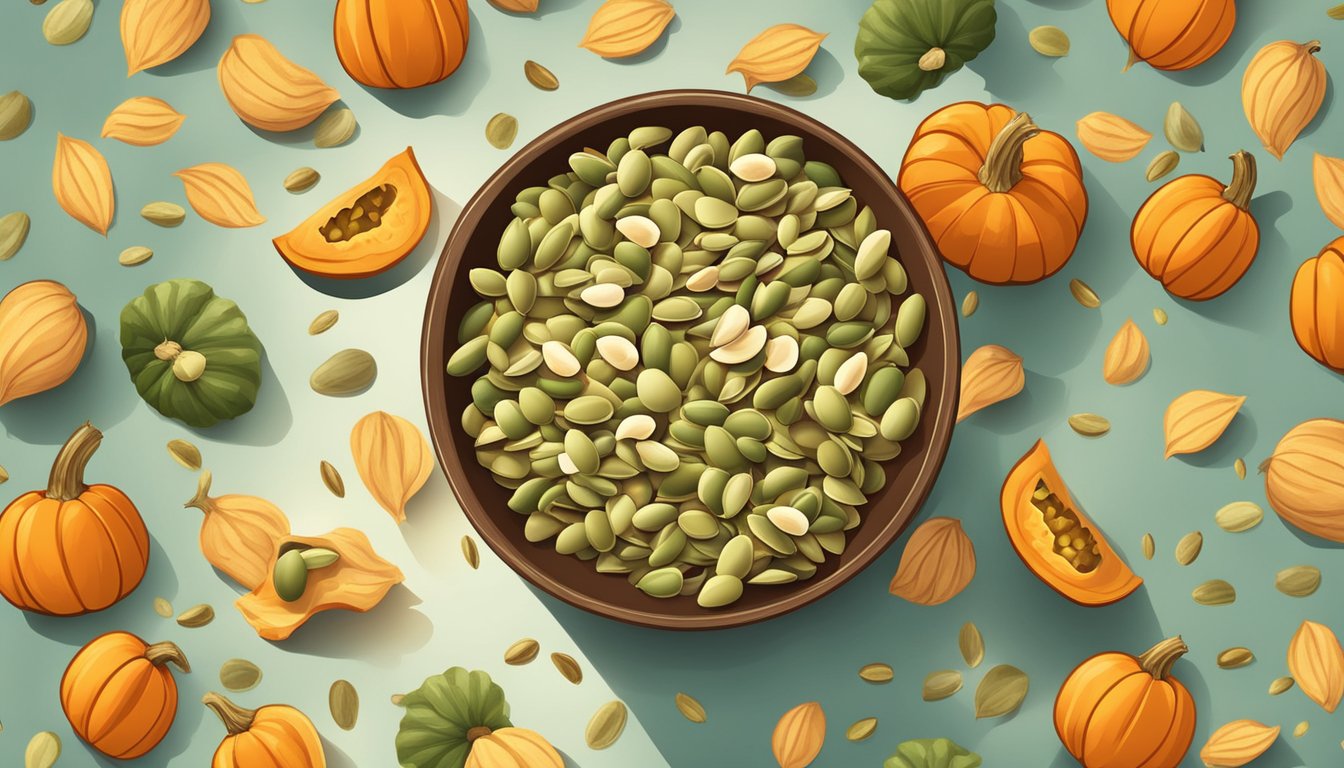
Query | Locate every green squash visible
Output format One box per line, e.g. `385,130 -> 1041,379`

120,279 -> 263,428
855,0 -> 997,101
396,667 -> 512,768
885,738 -> 982,768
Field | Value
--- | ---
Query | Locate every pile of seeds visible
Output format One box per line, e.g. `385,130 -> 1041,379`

447,124 -> 928,608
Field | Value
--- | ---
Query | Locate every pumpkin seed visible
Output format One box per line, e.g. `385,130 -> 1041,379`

1069,278 -> 1100,309
859,662 -> 894,683
1294,721 -> 1309,738
1068,413 -> 1110,437
1217,647 -> 1254,669
141,201 -> 186,227
551,652 -> 582,684
329,679 -> 359,730
310,349 -> 376,395
167,438 -> 201,470
220,658 -> 262,691
1192,579 -> 1236,606
1269,676 -> 1295,695
461,535 -> 480,569
674,692 -> 706,723
0,91 -> 32,141
1142,533 -> 1155,560
1215,501 -> 1263,532
1331,2 -> 1344,19
1028,25 -> 1070,57
586,700 -> 627,750
1154,307 -> 1168,325
923,669 -> 963,701
119,246 -> 153,266
1276,565 -> 1321,597
959,622 -> 984,668
974,665 -> 1029,718
0,211 -> 29,260
314,108 -> 357,148
25,731 -> 60,768
505,638 -> 540,665
524,60 -> 559,91
0,464 -> 7,484
308,309 -> 339,335
177,603 -> 215,628
390,693 -> 406,706
1234,457 -> 1247,479
1174,531 -> 1202,566
486,113 -> 519,149
1164,102 -> 1203,152
285,167 -> 320,193
1145,150 -> 1180,182
961,290 -> 978,318
846,717 -> 878,742
320,460 -> 345,498
153,596 -> 173,617
766,73 -> 817,97
43,0 -> 93,45
273,549 -> 309,601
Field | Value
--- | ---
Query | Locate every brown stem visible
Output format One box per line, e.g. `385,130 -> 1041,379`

1137,636 -> 1188,680
978,113 -> 1041,193
203,692 -> 256,736
145,641 -> 191,673
154,340 -> 182,362
1222,151 -> 1256,210
1304,40 -> 1322,55
1123,47 -> 1141,72
47,422 -> 101,501
184,469 -> 217,515
466,726 -> 493,742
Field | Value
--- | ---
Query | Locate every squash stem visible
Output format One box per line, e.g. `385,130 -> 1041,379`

47,422 -> 101,501
1222,151 -> 1256,210
154,340 -> 183,361
466,726 -> 494,742
1123,47 -> 1140,72
203,692 -> 256,735
1137,636 -> 1188,680
978,112 -> 1041,193
145,641 -> 191,673
184,470 -> 218,515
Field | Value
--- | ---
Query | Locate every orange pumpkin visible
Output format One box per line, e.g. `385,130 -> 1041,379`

273,148 -> 432,279
1001,440 -> 1141,606
0,423 -> 149,615
1108,0 -> 1235,71
898,102 -> 1088,285
1291,239 -> 1344,373
1132,151 -> 1259,301
204,692 -> 326,768
1055,636 -> 1197,768
334,0 -> 469,89
466,727 -> 565,768
61,632 -> 190,759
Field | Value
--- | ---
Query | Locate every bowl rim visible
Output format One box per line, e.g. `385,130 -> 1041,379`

421,88 -> 960,630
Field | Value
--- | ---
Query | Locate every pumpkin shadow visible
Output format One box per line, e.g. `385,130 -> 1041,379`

1160,0 -> 1278,88
320,737 -> 357,768
1281,518 -> 1344,551
1254,736 -> 1306,767
291,187 -> 458,300
269,585 -> 432,665
141,0 -> 242,78
965,2 -> 1065,104
957,370 -> 1067,437
184,352 -> 293,447
355,8 -> 491,120
1170,412 -> 1257,470
401,471 -> 466,578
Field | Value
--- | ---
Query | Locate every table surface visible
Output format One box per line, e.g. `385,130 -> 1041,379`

1,0 -> 1341,766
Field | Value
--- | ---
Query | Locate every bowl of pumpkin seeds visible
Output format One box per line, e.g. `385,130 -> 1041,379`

422,90 -> 959,629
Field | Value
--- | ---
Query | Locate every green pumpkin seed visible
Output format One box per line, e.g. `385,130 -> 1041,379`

1164,102 -> 1203,152
768,73 -> 817,97
1276,565 -> 1321,597
1192,579 -> 1236,606
273,549 -> 309,601
697,574 -> 744,607
1028,25 -> 1070,57
1146,150 -> 1180,182
0,91 -> 32,141
220,658 -> 263,691
329,679 -> 359,730
311,349 -> 376,395
176,603 -> 215,628
923,670 -> 963,701
486,113 -> 518,149
0,211 -> 29,261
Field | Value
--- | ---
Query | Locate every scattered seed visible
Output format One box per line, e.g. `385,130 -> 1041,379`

1028,25 -> 1069,57
320,460 -> 345,498
1142,533 -> 1155,560
25,731 -> 60,768
1164,102 -> 1203,152
461,535 -> 480,569
220,658 -> 262,691
119,246 -> 153,266
524,60 -> 559,91
846,717 -> 878,742
1217,647 -> 1254,669
1174,531 -> 1202,566
1068,413 -> 1110,437
1145,150 -> 1180,182
974,665 -> 1029,718
310,348 -> 376,395
1069,278 -> 1100,308
314,108 -> 357,148
0,464 -> 7,484
141,201 -> 186,227
961,291 -> 978,317
923,669 -> 963,701
1276,565 -> 1322,597
486,113 -> 519,149
585,700 -> 627,750
1153,307 -> 1168,325
329,679 -> 359,730
176,603 -> 214,628
153,596 -> 173,617
308,309 -> 339,335
959,623 -> 984,668
285,167 -> 320,193
390,693 -> 406,706
1192,579 -> 1236,606
1234,458 -> 1247,479
859,662 -> 894,683
0,92 -> 32,142
1331,2 -> 1344,19
43,0 -> 93,45
504,637 -> 539,665
674,692 -> 706,723
551,652 -> 582,684
1269,676 -> 1295,695
1215,501 -> 1264,532
1294,720 -> 1309,738
167,439 -> 202,470
766,73 -> 817,97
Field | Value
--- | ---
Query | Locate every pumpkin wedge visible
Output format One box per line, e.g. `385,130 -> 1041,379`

1001,440 -> 1141,606
273,147 -> 431,278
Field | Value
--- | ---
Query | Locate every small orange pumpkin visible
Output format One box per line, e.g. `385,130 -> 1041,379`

204,692 -> 326,768
1291,239 -> 1344,373
466,727 -> 565,768
61,632 -> 190,759
1132,150 -> 1259,301
0,423 -> 149,615
273,148 -> 432,279
1108,0 -> 1235,71
1055,636 -> 1197,768
334,0 -> 469,89
898,102 -> 1088,285
1001,440 -> 1141,606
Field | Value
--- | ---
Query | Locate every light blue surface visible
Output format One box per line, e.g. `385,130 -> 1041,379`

1,0 -> 1342,766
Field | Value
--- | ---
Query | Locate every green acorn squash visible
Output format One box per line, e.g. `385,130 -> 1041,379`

885,738 -> 983,768
855,0 -> 997,101
119,279 -> 263,428
396,667 -> 512,768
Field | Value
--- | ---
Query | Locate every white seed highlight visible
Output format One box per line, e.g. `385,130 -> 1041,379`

614,215 -> 660,248
834,352 -> 869,395
557,453 -> 579,475
728,153 -> 777,182
764,335 -> 799,373
710,325 -> 767,364
710,305 -> 751,347
595,336 -> 639,371
580,283 -> 626,308
615,414 -> 656,441
685,266 -> 720,292
541,341 -> 581,377
766,505 -> 809,536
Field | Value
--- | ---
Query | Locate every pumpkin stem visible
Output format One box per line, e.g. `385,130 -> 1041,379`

203,692 -> 256,735
917,47 -> 946,72
154,340 -> 183,362
1222,151 -> 1256,210
978,112 -> 1041,193
145,641 -> 191,673
1305,40 -> 1323,55
466,726 -> 493,742
184,469 -> 218,515
1137,636 -> 1188,680
1123,47 -> 1140,72
47,422 -> 101,501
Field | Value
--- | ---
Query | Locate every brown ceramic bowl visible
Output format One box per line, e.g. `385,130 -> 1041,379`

422,90 -> 960,630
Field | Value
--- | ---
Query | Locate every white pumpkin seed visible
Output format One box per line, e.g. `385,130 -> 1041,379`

1164,102 -> 1203,152
43,0 -> 93,45
308,309 -> 339,335
1276,565 -> 1321,597
25,731 -> 60,768
153,596 -> 173,617
1174,531 -> 1202,566
1192,579 -> 1236,606
1068,413 -> 1110,437
1142,532 -> 1155,560
119,246 -> 153,266
859,662 -> 894,683
314,108 -> 357,148
1215,501 -> 1263,532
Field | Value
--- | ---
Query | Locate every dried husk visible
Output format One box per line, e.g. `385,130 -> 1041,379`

217,34 -> 339,132
1263,419 -> 1344,541
184,470 -> 291,591
1200,719 -> 1280,767
1163,389 -> 1245,459
101,97 -> 185,146
1312,153 -> 1344,229
956,344 -> 1024,422
174,163 -> 265,228
1242,40 -> 1325,160
726,24 -> 827,92
1075,111 -> 1151,162
0,281 -> 87,407
52,134 -> 114,235
771,701 -> 824,768
121,0 -> 210,75
1288,619 -> 1344,712
889,517 -> 975,605
350,411 -> 435,524
579,0 -> 675,59
1102,318 -> 1150,384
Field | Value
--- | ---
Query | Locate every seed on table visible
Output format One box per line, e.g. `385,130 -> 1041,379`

486,113 -> 518,149
551,652 -> 582,684
1276,565 -> 1321,597
1174,531 -> 1202,566
922,669 -> 963,701
153,596 -> 173,617
284,167 -> 320,193
1142,533 -> 1154,560
846,717 -> 878,742
674,692 -> 706,723
167,439 -> 201,470
220,658 -> 262,691
504,638 -> 539,665
524,60 -> 558,91
959,623 -> 984,668
961,290 -> 978,317
1234,458 -> 1247,479
177,603 -> 214,627
859,663 -> 894,683
1216,647 -> 1254,669
119,246 -> 153,266
461,535 -> 480,569
1154,307 -> 1168,325
1269,676 -> 1294,695
1294,721 -> 1309,738
320,460 -> 345,498
586,700 -> 627,750
1069,278 -> 1100,308
1192,579 -> 1235,606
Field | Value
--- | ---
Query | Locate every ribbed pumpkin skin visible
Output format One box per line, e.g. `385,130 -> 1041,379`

1131,174 -> 1259,300
466,728 -> 565,768
1291,240 -> 1344,372
1107,0 -> 1235,71
334,0 -> 470,89
211,706 -> 326,768
61,633 -> 180,759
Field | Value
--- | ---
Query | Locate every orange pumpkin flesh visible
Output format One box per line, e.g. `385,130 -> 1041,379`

0,422 -> 149,615
899,102 -> 1088,285
334,0 -> 469,89
61,632 -> 189,759
204,692 -> 326,768
1291,239 -> 1344,373
1001,440 -> 1141,606
1055,636 -> 1196,768
1132,151 -> 1259,301
1108,0 -> 1235,71
273,147 -> 432,279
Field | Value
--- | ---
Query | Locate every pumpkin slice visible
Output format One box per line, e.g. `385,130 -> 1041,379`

273,147 -> 431,278
1000,440 -> 1141,606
